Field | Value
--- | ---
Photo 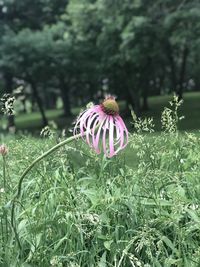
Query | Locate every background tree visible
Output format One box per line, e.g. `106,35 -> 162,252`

0,0 -> 200,131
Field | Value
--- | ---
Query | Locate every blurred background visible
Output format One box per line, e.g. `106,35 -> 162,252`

0,0 -> 199,133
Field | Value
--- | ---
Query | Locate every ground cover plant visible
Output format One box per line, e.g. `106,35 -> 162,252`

1,92 -> 200,133
1,96 -> 200,267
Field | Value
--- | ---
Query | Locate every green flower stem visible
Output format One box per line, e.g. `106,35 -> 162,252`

2,155 -> 8,257
11,133 -> 81,250
16,133 -> 81,199
3,156 -> 6,190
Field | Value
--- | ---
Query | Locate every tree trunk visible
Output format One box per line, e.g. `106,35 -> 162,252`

128,88 -> 141,116
45,91 -> 57,109
31,97 -> 37,112
22,99 -> 27,113
177,45 -> 189,100
157,73 -> 165,94
142,89 -> 149,111
4,72 -> 15,131
29,80 -> 48,127
166,41 -> 177,92
123,63 -> 141,115
59,76 -> 71,116
141,76 -> 150,111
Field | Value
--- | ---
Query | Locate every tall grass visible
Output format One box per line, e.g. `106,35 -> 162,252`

1,96 -> 200,266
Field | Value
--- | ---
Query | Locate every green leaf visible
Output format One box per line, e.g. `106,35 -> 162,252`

104,240 -> 113,251
186,209 -> 200,223
161,236 -> 179,256
98,251 -> 107,267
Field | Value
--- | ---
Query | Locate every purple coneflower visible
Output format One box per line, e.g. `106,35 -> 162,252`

74,96 -> 128,158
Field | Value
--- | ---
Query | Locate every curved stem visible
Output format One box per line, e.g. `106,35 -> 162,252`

15,133 -> 81,199
11,133 -> 81,249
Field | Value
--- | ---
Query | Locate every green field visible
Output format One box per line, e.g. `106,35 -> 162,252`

1,129 -> 200,266
1,92 -> 199,132
142,92 -> 200,131
1,93 -> 200,266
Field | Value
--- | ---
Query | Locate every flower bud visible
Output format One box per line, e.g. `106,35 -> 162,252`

0,144 -> 8,156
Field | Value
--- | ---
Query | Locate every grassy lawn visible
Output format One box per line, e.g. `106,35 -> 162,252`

142,92 -> 200,131
1,92 -> 200,266
1,91 -> 200,133
1,125 -> 200,266
1,91 -> 200,171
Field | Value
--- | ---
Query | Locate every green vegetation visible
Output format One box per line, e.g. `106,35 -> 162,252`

2,92 -> 199,132
1,99 -> 200,266
1,0 -> 200,129
142,92 -> 200,131
0,0 -> 200,266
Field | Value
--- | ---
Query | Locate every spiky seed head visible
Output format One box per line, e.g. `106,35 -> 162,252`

101,97 -> 119,115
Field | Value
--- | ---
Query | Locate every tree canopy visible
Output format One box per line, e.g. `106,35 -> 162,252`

0,0 -> 199,128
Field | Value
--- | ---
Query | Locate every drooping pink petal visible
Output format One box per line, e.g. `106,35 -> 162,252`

113,118 -> 121,147
79,110 -> 94,136
115,118 -> 128,155
93,116 -> 107,154
116,116 -> 128,147
86,113 -> 99,146
102,117 -> 110,155
111,117 -> 126,155
102,121 -> 107,155
73,110 -> 88,136
116,118 -> 124,145
108,116 -> 115,158
73,101 -> 128,158
92,114 -> 100,147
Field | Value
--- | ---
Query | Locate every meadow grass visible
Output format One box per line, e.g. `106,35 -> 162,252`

1,91 -> 199,132
0,96 -> 200,266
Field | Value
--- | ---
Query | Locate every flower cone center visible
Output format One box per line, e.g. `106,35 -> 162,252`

101,99 -> 119,115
